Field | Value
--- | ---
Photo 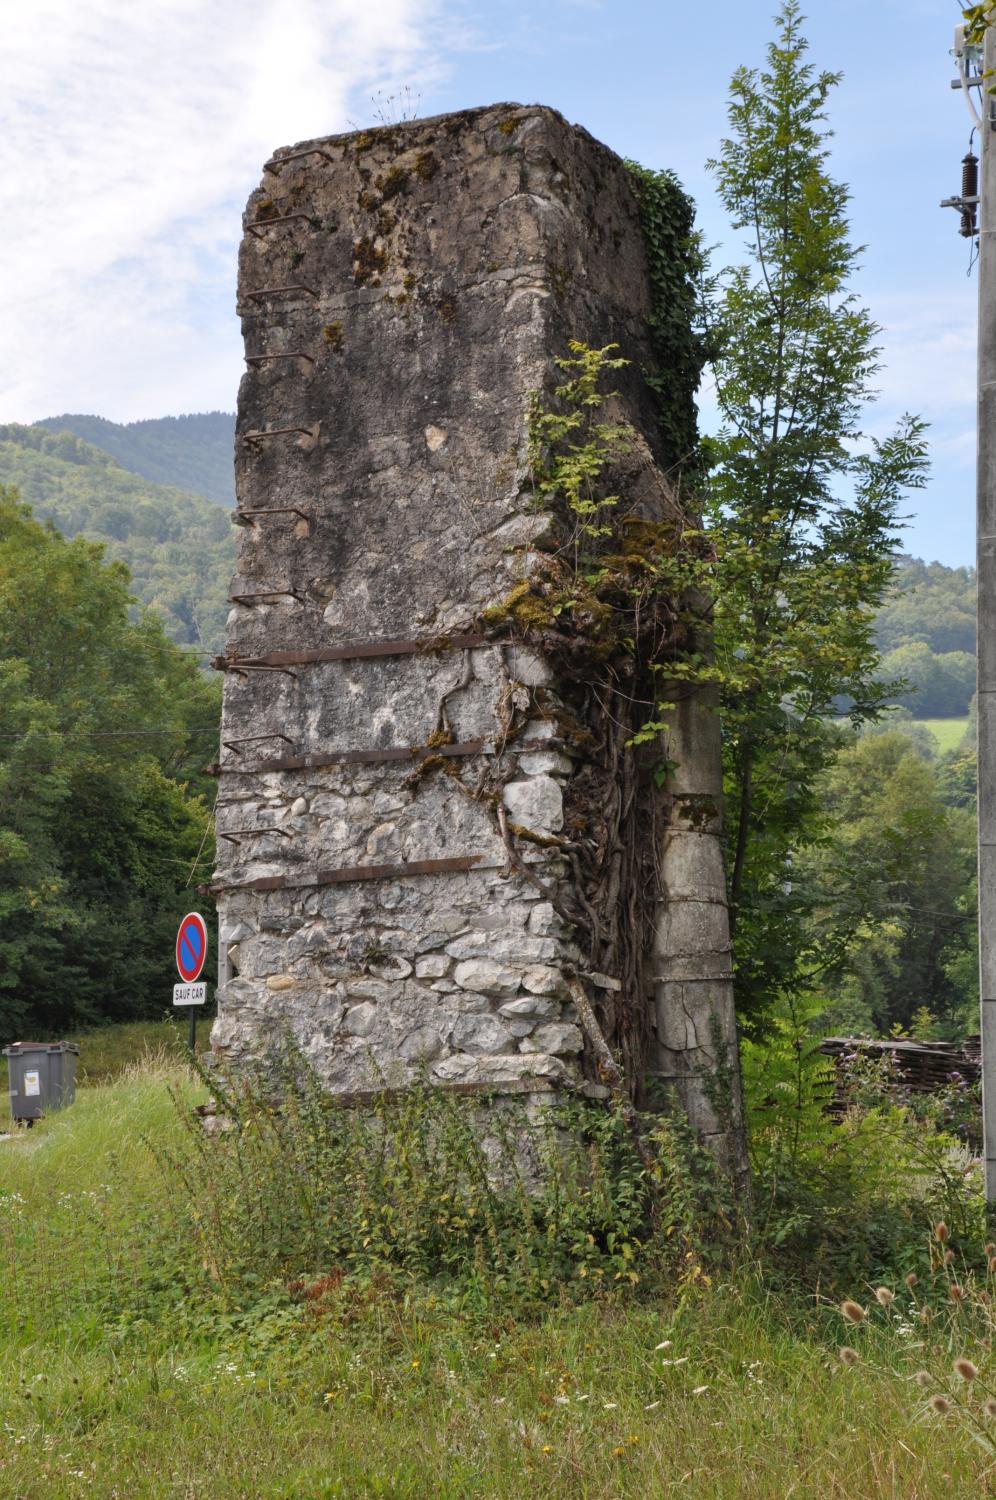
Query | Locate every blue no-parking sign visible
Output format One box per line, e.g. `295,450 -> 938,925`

175,912 -> 208,983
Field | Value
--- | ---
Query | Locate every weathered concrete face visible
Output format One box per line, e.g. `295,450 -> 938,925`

210,104 -> 664,1098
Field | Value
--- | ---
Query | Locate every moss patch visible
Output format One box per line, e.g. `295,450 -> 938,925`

353,237 -> 389,286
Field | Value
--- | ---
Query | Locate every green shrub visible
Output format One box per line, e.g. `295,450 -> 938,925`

154,1047 -> 735,1319
743,999 -> 984,1288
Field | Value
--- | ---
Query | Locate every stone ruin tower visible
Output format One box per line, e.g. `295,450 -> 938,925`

207,104 -> 746,1179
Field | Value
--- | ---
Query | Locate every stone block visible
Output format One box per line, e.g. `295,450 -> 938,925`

453,959 -> 521,997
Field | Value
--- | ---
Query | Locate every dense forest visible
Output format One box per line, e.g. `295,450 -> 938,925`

0,487 -> 218,1038
876,555 -> 977,716
36,411 -> 236,507
0,423 -> 233,655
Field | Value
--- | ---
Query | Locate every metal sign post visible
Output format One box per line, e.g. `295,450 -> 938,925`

174,911 -> 209,1052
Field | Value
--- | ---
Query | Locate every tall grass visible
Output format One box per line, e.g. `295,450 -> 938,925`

0,1046 -> 992,1495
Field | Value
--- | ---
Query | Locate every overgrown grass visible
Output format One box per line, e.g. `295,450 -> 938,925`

0,1015 -> 210,1128
0,1048 -> 992,1495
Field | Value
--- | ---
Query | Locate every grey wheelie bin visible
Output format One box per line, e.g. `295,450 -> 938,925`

4,1041 -> 79,1124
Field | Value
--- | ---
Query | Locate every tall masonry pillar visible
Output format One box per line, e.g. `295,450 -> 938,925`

206,103 -> 745,1173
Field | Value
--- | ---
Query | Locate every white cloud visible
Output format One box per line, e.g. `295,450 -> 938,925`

1,0 -> 443,421
872,287 -> 977,428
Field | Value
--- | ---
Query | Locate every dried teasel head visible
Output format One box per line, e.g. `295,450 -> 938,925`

950,1283 -> 965,1303
929,1394 -> 951,1415
839,1347 -> 860,1367
985,1398 -> 996,1418
905,1272 -> 919,1289
986,1242 -> 996,1257
944,1248 -> 955,1265
874,1286 -> 895,1307
914,1370 -> 933,1388
935,1222 -> 950,1243
840,1300 -> 866,1324
988,1256 -> 996,1274
954,1358 -> 978,1382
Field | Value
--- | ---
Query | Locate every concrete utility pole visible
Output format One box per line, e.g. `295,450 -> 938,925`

980,24 -> 996,1202
954,22 -> 996,1199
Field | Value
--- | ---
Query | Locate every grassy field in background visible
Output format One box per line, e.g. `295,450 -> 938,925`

908,717 -> 971,755
0,1037 -> 992,1497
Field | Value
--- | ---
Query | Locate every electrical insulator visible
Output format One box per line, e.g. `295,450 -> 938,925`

961,151 -> 979,237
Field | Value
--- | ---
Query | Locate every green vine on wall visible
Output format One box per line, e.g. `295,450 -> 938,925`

624,162 -> 710,477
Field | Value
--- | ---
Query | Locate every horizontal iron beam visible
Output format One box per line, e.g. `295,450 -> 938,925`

205,853 -> 484,894
211,633 -> 490,672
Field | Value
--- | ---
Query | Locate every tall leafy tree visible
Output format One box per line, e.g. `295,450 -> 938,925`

701,3 -> 929,1024
0,488 -> 218,1037
801,731 -> 977,1037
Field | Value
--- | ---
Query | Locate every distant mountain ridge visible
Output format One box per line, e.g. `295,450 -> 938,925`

36,411 -> 235,508
0,423 -> 233,655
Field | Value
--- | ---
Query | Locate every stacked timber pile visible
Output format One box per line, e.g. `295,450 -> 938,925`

818,1036 -> 981,1096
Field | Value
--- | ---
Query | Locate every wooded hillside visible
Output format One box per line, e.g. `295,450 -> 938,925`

35,411 -> 236,507
0,424 -> 233,655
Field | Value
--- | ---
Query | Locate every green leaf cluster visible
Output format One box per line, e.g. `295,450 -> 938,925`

625,162 -> 709,475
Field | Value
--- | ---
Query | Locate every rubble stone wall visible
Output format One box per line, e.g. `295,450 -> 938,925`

210,104 -> 668,1100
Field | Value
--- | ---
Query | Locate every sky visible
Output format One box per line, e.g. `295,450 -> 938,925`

0,0 -> 981,565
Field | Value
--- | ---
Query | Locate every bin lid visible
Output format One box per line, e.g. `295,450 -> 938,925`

2,1041 -> 80,1055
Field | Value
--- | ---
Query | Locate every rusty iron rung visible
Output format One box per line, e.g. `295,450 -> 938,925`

233,507 -> 310,527
229,588 -> 302,605
206,853 -> 484,893
245,351 -> 315,367
247,213 -> 319,236
222,733 -> 295,756
210,657 -> 299,681
242,425 -> 318,445
213,634 -> 490,673
218,826 -> 294,843
263,148 -> 334,174
246,283 -> 317,301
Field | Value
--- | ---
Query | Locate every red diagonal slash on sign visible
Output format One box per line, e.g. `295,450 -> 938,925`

176,912 -> 209,983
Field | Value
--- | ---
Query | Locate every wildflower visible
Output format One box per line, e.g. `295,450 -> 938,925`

874,1287 -> 895,1307
411,1358 -> 420,1368
950,1284 -> 965,1303
914,1370 -> 932,1388
840,1301 -> 865,1324
905,1272 -> 918,1288
839,1347 -> 860,1367
929,1394 -> 951,1415
612,1445 -> 626,1457
541,1445 -> 553,1454
954,1358 -> 978,1382
935,1222 -> 950,1243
